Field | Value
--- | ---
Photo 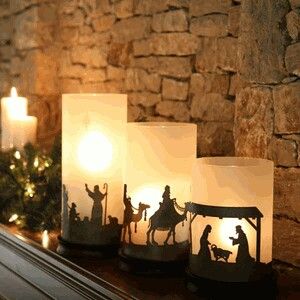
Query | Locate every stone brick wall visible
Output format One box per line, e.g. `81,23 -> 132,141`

57,0 -> 240,157
0,0 -> 299,266
235,0 -> 300,266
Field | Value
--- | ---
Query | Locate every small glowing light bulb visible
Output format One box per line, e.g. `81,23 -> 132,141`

34,157 -> 39,168
14,151 -> 21,159
10,164 -> 15,170
9,214 -> 18,222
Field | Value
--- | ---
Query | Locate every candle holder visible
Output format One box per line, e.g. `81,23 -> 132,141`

57,94 -> 127,257
186,157 -> 276,298
119,122 -> 197,274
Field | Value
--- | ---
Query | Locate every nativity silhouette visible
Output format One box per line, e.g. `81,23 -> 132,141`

122,184 -> 189,260
187,202 -> 263,281
63,183 -> 122,245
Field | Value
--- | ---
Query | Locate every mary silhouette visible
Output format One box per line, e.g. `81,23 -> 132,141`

198,225 -> 212,262
85,183 -> 107,227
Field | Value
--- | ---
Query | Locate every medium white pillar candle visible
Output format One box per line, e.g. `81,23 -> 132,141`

61,93 -> 127,248
13,116 -> 37,149
121,122 -> 197,263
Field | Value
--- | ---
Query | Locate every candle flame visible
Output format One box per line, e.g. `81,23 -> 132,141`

78,131 -> 113,173
10,87 -> 18,98
42,230 -> 49,248
9,214 -> 18,222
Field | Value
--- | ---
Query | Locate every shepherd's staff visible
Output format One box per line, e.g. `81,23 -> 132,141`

103,182 -> 108,225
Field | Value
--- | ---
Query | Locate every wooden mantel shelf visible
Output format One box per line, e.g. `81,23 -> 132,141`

0,224 -> 299,300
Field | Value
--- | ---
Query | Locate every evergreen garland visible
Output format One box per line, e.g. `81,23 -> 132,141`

0,136 -> 61,231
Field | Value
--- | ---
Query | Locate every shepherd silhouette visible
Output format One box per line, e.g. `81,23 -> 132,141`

229,225 -> 253,264
85,183 -> 107,227
198,224 -> 212,262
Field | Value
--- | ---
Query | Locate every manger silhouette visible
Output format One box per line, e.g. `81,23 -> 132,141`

187,202 -> 266,282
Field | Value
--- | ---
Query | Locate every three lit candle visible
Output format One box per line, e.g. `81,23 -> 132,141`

1,87 -> 37,150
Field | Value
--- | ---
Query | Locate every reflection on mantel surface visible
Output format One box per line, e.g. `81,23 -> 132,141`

1,225 -> 300,300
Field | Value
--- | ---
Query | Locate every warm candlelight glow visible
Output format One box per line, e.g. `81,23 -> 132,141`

10,87 -> 18,98
77,130 -> 113,172
42,230 -> 49,248
9,214 -> 18,222
34,157 -> 39,168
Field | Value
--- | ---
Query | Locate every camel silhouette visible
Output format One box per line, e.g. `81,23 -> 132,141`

122,202 -> 150,244
146,202 -> 188,246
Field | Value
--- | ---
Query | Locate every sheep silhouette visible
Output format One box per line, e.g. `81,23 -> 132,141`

108,215 -> 118,225
211,244 -> 232,263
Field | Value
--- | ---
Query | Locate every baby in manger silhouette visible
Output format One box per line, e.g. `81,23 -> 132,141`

198,224 -> 253,265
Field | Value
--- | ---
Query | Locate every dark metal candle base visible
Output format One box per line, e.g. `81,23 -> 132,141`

186,267 -> 277,299
118,250 -> 186,276
57,236 -> 120,258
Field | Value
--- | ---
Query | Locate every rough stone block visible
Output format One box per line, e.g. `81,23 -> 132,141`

128,105 -> 145,122
60,8 -> 85,27
129,92 -> 161,107
268,137 -> 298,167
114,0 -> 134,19
285,43 -> 300,76
112,17 -> 151,43
135,0 -> 169,15
92,14 -> 116,32
273,218 -> 300,267
190,0 -> 232,16
133,39 -> 152,57
274,167 -> 300,219
61,78 -> 81,93
10,57 -> 22,76
238,0 -> 289,83
22,49 -> 58,95
81,68 -> 106,83
234,86 -> 273,158
197,122 -> 234,156
71,46 -> 107,67
286,10 -> 300,41
108,42 -> 132,67
228,5 -> 240,37
0,45 -> 11,61
274,82 -> 300,134
290,0 -> 300,8
167,0 -> 189,8
162,78 -> 188,101
191,93 -> 234,122
107,65 -> 125,81
229,74 -> 248,96
150,33 -> 199,56
156,101 -> 190,121
190,14 -> 228,37
133,56 -> 192,79
0,18 -> 11,41
152,10 -> 188,32
217,37 -> 237,72
125,68 -> 161,92
59,27 -> 79,46
190,73 -> 230,95
195,38 -> 218,72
